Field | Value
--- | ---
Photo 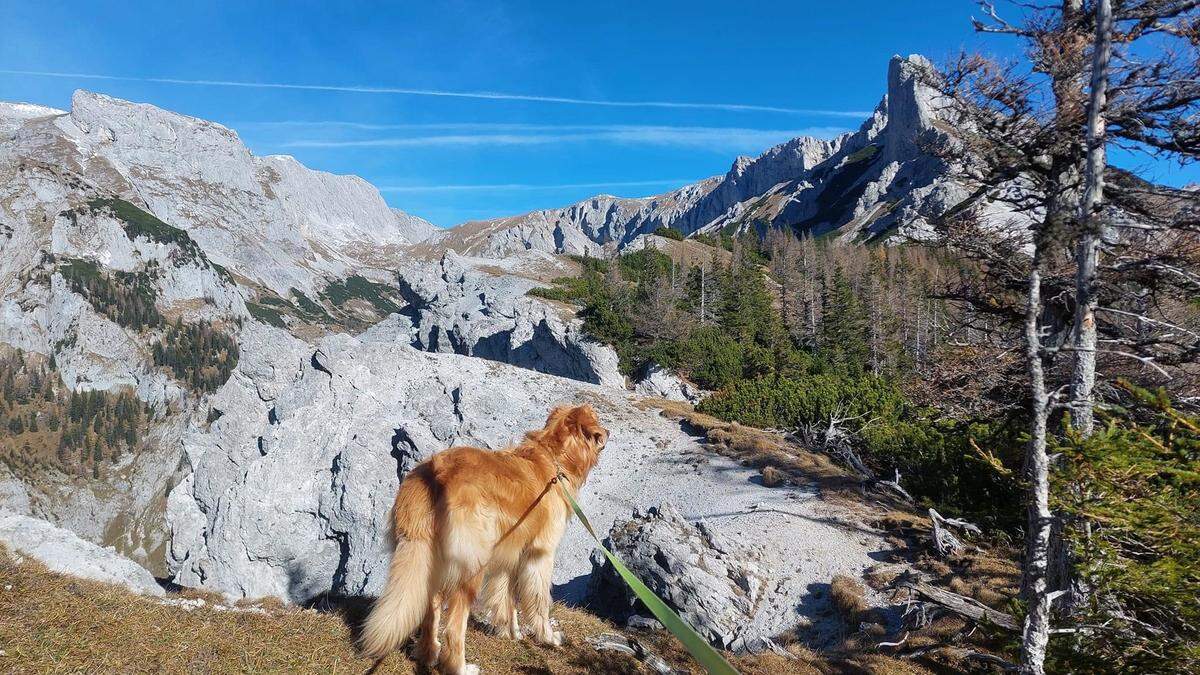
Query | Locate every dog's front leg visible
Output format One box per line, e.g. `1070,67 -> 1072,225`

517,549 -> 561,647
480,570 -> 520,640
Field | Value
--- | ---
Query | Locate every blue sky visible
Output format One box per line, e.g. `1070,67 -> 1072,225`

2,1 -> 1195,227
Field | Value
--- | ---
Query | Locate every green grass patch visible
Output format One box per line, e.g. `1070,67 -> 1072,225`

321,275 -> 404,316
289,289 -> 335,324
87,198 -> 205,263
844,144 -> 880,164
246,302 -> 287,328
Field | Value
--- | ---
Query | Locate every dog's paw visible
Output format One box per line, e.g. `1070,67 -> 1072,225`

539,629 -> 563,647
460,664 -> 481,675
414,643 -> 440,667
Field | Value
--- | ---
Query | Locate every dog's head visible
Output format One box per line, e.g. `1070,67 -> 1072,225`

539,404 -> 607,481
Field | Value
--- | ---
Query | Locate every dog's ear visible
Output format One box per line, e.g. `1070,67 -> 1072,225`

568,405 -> 608,451
544,405 -> 571,428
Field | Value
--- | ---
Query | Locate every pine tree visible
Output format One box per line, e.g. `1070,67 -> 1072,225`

819,267 -> 869,374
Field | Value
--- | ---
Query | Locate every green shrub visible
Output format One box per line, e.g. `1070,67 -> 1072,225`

321,275 -> 404,316
699,373 -> 908,429
653,226 -> 684,241
58,258 -> 162,331
246,302 -> 287,328
700,373 -> 1024,527
1051,384 -> 1200,672
152,320 -> 239,393
673,326 -> 745,391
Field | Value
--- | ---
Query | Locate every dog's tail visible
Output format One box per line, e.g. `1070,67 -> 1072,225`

359,538 -> 433,660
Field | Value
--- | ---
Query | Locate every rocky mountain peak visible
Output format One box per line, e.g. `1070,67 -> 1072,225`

884,54 -> 943,162
0,101 -> 66,133
4,89 -> 438,295
422,52 -> 1009,255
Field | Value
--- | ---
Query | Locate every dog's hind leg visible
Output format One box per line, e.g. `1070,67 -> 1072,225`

482,570 -> 520,639
516,549 -> 561,647
438,575 -> 481,675
413,592 -> 441,668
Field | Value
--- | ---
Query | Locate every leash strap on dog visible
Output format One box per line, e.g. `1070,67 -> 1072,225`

494,474 -> 560,550
556,480 -> 740,675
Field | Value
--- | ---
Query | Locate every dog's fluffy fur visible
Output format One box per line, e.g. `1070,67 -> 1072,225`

360,404 -> 608,673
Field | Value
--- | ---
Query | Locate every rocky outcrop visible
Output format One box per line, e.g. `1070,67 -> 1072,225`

587,503 -> 776,653
633,364 -> 705,404
395,252 -> 623,387
165,322 -> 630,601
165,321 -> 890,649
0,511 -> 165,596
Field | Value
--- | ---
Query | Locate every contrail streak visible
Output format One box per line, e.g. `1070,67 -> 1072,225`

0,68 -> 872,117
378,179 -> 701,193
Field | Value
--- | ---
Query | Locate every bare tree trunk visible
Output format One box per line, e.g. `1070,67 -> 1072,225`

1020,254 -> 1053,675
1070,0 -> 1112,437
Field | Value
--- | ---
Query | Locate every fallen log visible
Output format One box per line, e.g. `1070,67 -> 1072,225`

901,581 -> 1021,632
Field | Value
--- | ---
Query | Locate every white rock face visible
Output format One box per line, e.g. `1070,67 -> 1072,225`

396,252 -> 623,387
633,363 -> 705,403
166,323 -> 632,600
5,90 -> 437,296
0,510 -> 165,596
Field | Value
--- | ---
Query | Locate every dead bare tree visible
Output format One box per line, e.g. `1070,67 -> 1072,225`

930,2 -> 1200,670
1070,0 -> 1113,436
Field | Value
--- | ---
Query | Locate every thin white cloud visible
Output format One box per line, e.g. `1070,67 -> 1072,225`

379,179 -> 701,193
0,68 -> 872,117
276,124 -> 850,151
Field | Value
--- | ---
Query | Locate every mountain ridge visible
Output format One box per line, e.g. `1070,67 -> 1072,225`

2,91 -> 438,296
420,54 -> 1036,257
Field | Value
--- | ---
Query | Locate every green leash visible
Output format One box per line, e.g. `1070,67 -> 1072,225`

556,480 -> 740,675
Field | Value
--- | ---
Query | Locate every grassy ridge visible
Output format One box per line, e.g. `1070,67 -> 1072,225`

0,549 -> 883,675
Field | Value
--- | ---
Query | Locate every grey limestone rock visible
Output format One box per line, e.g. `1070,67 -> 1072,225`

0,510 -> 165,596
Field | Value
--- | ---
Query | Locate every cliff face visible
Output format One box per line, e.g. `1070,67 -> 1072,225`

0,91 -> 619,575
4,92 -> 436,297
423,54 -> 1034,258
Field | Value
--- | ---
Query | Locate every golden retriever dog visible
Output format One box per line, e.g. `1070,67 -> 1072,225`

360,404 -> 608,674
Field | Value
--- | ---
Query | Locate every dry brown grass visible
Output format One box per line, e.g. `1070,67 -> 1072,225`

0,549 -> 941,674
646,400 -> 849,487
829,575 -> 869,624
759,465 -> 786,487
0,551 -> 641,674
643,628 -> 934,675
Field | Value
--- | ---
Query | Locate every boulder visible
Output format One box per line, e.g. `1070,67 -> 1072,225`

586,502 -> 776,653
0,510 -> 165,596
633,364 -> 705,404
